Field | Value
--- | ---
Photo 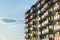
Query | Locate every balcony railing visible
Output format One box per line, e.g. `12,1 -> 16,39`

25,34 -> 32,39
42,20 -> 48,27
25,13 -> 31,19
54,25 -> 60,31
38,17 -> 41,21
37,3 -> 40,8
42,37 -> 53,40
42,11 -> 48,19
37,32 -> 41,35
54,15 -> 60,21
30,27 -> 37,31
25,29 -> 32,33
42,20 -> 55,27
33,34 -> 38,38
30,15 -> 33,19
42,28 -> 49,35
38,24 -> 41,28
37,10 -> 40,15
25,24 -> 32,28
54,3 -> 60,11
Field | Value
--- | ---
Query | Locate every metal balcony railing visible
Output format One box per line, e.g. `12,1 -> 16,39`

54,25 -> 60,31
25,28 -> 32,33
37,10 -> 40,15
42,20 -> 48,27
42,20 -> 55,27
54,15 -> 60,21
37,32 -> 41,35
38,17 -> 41,21
54,3 -> 60,11
42,37 -> 53,40
37,3 -> 40,8
30,27 -> 37,31
25,24 -> 32,28
30,15 -> 33,19
42,11 -> 48,19
25,35 -> 32,39
42,28 -> 49,35
38,24 -> 41,28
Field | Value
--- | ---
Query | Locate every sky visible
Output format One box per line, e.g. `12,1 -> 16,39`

0,0 -> 37,40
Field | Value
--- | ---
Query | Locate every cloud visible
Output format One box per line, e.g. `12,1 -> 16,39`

0,17 -> 24,24
0,17 -> 24,20
2,19 -> 16,23
0,18 -> 16,24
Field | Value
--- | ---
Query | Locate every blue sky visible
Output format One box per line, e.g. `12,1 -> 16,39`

0,0 -> 37,40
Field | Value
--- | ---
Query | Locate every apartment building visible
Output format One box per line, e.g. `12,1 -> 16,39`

25,0 -> 60,40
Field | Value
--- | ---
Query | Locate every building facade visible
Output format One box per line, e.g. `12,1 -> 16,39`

25,0 -> 60,40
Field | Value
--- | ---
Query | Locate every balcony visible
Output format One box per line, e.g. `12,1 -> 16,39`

30,21 -> 33,24
42,11 -> 48,19
33,13 -> 37,19
30,21 -> 37,25
39,11 -> 45,17
25,29 -> 32,34
39,0 -> 45,9
25,19 -> 29,24
37,32 -> 41,35
42,20 -> 55,27
54,15 -> 60,21
41,7 -> 45,12
25,13 -> 31,19
37,3 -> 40,8
49,29 -> 54,34
30,27 -> 37,31
32,21 -> 37,25
39,0 -> 50,10
49,20 -> 55,25
25,34 -> 32,39
42,37 -> 54,40
48,0 -> 56,6
53,0 -> 57,3
43,3 -> 49,10
38,17 -> 41,21
26,34 -> 38,38
54,3 -> 60,12
54,25 -> 60,32
33,34 -> 38,38
25,19 -> 28,22
32,8 -> 38,13
42,28 -> 49,35
37,10 -> 40,15
42,20 -> 48,27
39,18 -> 46,24
38,24 -> 41,28
42,38 -> 49,40
25,14 -> 29,19
30,14 -> 33,19
25,19 -> 32,24
30,9 -> 33,13
41,0 -> 45,6
42,11 -> 54,20
25,24 -> 32,28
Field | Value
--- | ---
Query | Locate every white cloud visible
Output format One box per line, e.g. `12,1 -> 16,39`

0,20 -> 16,24
0,17 -> 24,20
0,17 -> 16,24
0,20 -> 7,24
0,17 -> 24,24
